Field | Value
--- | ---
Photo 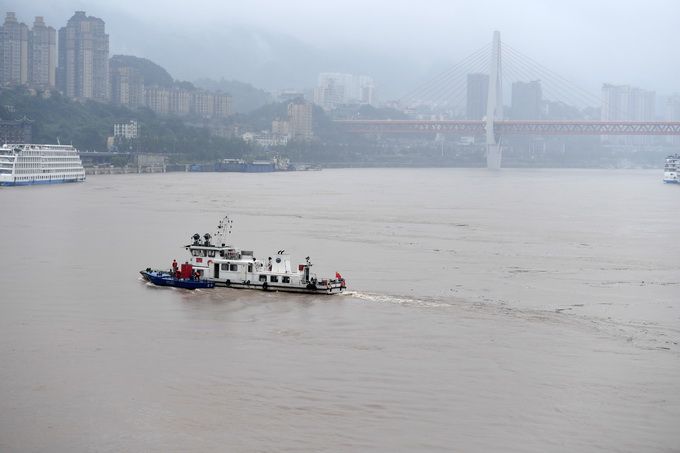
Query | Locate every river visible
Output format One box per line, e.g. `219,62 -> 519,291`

1,168 -> 678,452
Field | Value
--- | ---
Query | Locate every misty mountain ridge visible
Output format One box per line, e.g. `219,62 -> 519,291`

3,2 -> 476,100
117,22 -> 421,97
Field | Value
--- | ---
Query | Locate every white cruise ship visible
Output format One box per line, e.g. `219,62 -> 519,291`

664,154 -> 679,184
0,143 -> 86,186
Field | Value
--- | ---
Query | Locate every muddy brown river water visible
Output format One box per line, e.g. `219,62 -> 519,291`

1,168 -> 678,452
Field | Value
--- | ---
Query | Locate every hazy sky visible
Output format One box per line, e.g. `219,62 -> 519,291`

4,0 -> 680,96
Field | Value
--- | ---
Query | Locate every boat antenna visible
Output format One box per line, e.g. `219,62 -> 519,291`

215,215 -> 233,247
57,137 -> 60,145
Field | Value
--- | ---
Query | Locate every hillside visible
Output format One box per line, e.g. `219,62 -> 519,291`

194,78 -> 272,113
110,54 -> 175,88
0,87 -> 250,161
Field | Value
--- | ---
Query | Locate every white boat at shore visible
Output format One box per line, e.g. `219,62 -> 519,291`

664,154 -> 679,184
143,216 -> 346,294
0,143 -> 85,186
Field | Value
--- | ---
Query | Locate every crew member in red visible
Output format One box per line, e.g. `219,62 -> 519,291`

336,272 -> 346,288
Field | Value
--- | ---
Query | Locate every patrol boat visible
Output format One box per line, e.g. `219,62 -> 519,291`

140,269 -> 216,290
143,216 -> 346,294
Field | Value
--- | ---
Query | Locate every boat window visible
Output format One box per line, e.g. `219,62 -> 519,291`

270,276 -> 278,283
207,250 -> 215,257
282,276 -> 290,283
259,275 -> 267,282
247,264 -> 253,272
192,250 -> 200,257
230,264 -> 238,271
221,263 -> 229,271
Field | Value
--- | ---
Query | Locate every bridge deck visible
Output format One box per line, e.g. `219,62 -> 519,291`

334,120 -> 680,135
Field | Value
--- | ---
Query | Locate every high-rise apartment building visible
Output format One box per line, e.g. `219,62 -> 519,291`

511,80 -> 542,120
314,72 -> 375,110
110,65 -> 144,107
192,91 -> 215,117
58,11 -> 109,101
314,78 -> 343,110
28,16 -> 56,88
601,84 -> 655,121
287,101 -> 313,141
144,86 -> 169,114
356,75 -> 375,105
466,73 -> 489,120
213,93 -> 231,118
169,88 -> 191,115
0,12 -> 29,86
601,84 -> 655,145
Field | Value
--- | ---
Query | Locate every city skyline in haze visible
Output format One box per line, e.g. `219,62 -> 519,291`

3,0 -> 679,97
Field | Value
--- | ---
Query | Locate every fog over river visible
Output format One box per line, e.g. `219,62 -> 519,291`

1,168 -> 678,452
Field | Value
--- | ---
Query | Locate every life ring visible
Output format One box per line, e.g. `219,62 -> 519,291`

262,281 -> 268,291
225,279 -> 231,287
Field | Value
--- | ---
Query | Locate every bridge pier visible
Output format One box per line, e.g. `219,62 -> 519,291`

486,144 -> 502,170
485,30 -> 504,169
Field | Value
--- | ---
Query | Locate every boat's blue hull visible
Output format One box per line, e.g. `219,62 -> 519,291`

0,178 -> 85,187
140,270 -> 215,290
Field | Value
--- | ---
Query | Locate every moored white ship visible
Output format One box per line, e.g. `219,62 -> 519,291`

664,154 -> 679,184
0,143 -> 86,186
142,216 -> 346,294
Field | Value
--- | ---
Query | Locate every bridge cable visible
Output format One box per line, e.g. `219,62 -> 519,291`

400,42 -> 491,105
402,46 -> 490,106
502,43 -> 608,110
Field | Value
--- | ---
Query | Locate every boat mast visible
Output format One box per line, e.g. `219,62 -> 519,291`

214,215 -> 233,247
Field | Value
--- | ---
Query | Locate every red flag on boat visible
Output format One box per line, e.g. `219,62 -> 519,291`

335,272 -> 342,279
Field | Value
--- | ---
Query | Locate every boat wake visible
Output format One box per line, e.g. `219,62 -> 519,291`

343,290 -> 679,354
341,290 -> 457,309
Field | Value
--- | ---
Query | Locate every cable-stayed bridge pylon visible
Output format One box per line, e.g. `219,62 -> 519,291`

335,31 -> 680,168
